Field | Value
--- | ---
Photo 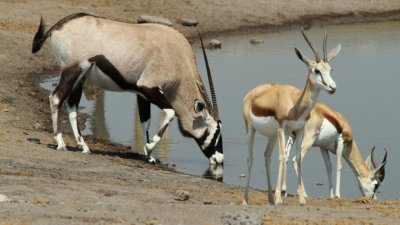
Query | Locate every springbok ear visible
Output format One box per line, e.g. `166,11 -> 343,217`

365,154 -> 373,169
326,44 -> 341,62
194,100 -> 205,113
373,161 -> 387,182
294,48 -> 312,66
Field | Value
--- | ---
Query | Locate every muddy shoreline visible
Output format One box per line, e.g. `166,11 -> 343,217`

1,1 -> 400,224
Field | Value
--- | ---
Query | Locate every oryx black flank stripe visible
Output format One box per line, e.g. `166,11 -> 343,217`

88,55 -> 172,110
32,13 -> 93,53
88,55 -> 140,91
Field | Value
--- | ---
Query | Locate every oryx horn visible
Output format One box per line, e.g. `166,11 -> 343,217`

198,30 -> 220,121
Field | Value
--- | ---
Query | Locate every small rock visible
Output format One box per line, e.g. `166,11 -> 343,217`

27,137 -> 41,144
178,18 -> 199,27
23,131 -> 30,135
33,122 -> 42,130
208,39 -> 222,49
222,212 -> 259,225
138,15 -> 172,27
250,37 -> 264,45
0,194 -> 12,203
203,200 -> 213,205
174,190 -> 190,201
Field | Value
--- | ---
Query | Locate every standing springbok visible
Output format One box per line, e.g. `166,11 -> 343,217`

242,28 -> 341,205
32,13 -> 223,164
283,102 -> 387,199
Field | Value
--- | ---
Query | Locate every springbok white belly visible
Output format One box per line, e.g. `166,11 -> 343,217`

249,111 -> 279,138
314,118 -> 340,151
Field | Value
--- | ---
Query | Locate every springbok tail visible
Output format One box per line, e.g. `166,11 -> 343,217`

32,15 -> 48,53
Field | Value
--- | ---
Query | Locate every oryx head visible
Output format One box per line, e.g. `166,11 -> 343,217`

360,147 -> 387,199
294,28 -> 341,94
177,31 -> 223,165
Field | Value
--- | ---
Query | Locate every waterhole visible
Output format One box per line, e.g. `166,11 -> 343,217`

41,21 -> 400,199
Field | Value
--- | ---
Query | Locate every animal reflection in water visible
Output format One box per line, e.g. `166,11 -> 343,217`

86,87 -> 224,181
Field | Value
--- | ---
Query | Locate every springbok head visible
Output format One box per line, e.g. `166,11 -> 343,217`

294,28 -> 341,94
190,31 -> 223,165
362,147 -> 388,199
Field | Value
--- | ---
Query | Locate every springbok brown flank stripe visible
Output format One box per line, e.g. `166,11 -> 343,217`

322,112 -> 342,134
251,104 -> 276,118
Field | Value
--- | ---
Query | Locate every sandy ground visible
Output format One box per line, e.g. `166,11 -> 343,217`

1,0 -> 400,224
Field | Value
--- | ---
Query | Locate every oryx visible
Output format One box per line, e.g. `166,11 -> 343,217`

32,13 -> 223,164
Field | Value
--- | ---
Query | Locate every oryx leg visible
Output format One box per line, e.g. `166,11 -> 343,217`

137,90 -> 174,163
320,148 -> 334,198
50,63 -> 88,151
335,136 -> 345,198
137,95 -> 151,145
66,80 -> 90,153
137,95 -> 155,162
282,132 -> 296,196
243,124 -> 255,205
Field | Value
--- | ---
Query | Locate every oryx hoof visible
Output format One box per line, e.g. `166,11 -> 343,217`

81,148 -> 91,154
147,156 -> 157,164
78,144 -> 91,154
57,145 -> 68,151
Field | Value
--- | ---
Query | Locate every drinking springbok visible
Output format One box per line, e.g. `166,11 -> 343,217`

242,28 -> 341,205
283,102 -> 387,199
32,13 -> 223,164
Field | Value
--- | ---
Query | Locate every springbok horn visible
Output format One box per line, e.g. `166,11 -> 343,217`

323,29 -> 328,62
378,148 -> 388,181
198,31 -> 220,121
382,148 -> 388,163
371,146 -> 377,169
301,27 -> 321,62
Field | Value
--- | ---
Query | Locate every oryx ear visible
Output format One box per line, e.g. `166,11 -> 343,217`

194,100 -> 205,113
326,44 -> 341,62
373,161 -> 387,182
294,48 -> 312,66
